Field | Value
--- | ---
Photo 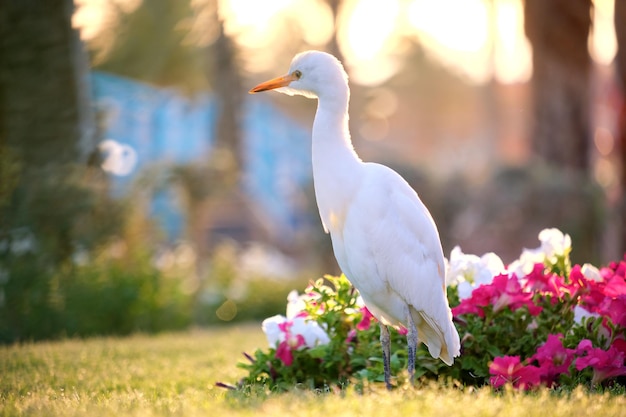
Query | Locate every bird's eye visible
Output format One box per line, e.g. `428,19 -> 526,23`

293,70 -> 302,79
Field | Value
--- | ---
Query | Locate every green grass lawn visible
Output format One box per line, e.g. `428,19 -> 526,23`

1,324 -> 625,417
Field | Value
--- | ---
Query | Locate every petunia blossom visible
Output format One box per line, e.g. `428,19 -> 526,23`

262,315 -> 330,365
446,246 -> 505,298
612,338 -> 626,357
575,339 -> 626,385
530,334 -> 575,386
508,249 -> 546,280
581,263 -> 602,282
575,258 -> 626,329
573,305 -> 598,324
603,275 -> 626,298
596,296 -> 626,329
356,306 -> 375,331
538,228 -> 571,264
522,263 -> 569,301
275,321 -> 306,365
507,228 -> 571,278
452,273 -> 542,318
345,329 -> 357,344
290,316 -> 331,348
575,275 -> 607,314
489,355 -> 541,390
285,290 -> 306,318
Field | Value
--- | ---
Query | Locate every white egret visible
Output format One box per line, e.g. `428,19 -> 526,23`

250,51 -> 460,389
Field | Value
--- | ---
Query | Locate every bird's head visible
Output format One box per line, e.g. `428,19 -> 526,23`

249,50 -> 349,100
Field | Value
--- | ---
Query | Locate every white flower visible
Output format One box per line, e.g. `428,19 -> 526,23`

507,248 -> 544,279
261,289 -> 330,350
446,246 -> 505,299
538,228 -> 571,263
355,295 -> 366,308
262,314 -> 286,347
480,252 -> 507,281
573,306 -> 598,324
507,228 -> 572,278
261,315 -> 330,349
286,290 -> 307,319
581,263 -> 602,282
456,281 -> 474,300
290,317 -> 330,348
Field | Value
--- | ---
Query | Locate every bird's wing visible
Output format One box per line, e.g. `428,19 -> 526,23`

343,163 -> 445,288
340,163 -> 459,360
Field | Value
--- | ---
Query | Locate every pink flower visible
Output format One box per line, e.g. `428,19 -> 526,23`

356,306 -> 375,331
452,278 -> 500,318
568,264 -> 596,298
490,274 -> 542,315
602,275 -> 626,298
596,296 -> 626,328
489,355 -> 541,390
274,321 -> 306,365
574,258 -> 626,329
523,263 -> 568,300
452,274 -> 542,318
262,315 -> 330,366
604,257 -> 626,281
575,339 -> 626,384
345,329 -> 357,344
530,334 -> 575,386
354,306 -> 408,335
612,338 -> 626,357
451,296 -> 484,317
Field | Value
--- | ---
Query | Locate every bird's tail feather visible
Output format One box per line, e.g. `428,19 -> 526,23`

412,309 -> 460,366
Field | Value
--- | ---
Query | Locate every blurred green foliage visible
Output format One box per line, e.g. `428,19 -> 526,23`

0,158 -> 192,342
0,130 -> 293,343
0,198 -> 304,344
195,242 -> 308,326
0,246 -> 190,343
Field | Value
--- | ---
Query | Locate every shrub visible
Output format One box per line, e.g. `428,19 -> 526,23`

229,229 -> 626,391
62,246 -> 192,336
236,275 -> 409,390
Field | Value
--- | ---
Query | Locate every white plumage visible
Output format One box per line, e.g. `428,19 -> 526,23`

250,50 -> 460,388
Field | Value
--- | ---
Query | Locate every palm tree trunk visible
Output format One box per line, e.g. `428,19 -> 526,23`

0,0 -> 94,168
524,0 -> 593,173
614,0 -> 626,254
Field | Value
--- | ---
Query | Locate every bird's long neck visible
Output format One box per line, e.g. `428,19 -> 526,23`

311,93 -> 362,233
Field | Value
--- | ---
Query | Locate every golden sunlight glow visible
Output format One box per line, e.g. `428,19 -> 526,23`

218,0 -> 296,73
73,0 -> 617,86
406,0 -> 532,84
219,0 -> 334,74
408,0 -> 489,54
493,0 -> 531,84
218,0 -> 292,49
220,0 -> 293,29
295,1 -> 335,46
338,0 -> 403,85
590,0 -> 617,65
408,0 -> 491,83
73,0 -> 141,40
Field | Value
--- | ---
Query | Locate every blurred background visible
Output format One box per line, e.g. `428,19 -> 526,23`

1,0 -> 625,343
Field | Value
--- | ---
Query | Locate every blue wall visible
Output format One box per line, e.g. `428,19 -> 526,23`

92,71 -> 314,243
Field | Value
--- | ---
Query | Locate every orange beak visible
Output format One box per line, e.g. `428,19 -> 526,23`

249,73 -> 298,94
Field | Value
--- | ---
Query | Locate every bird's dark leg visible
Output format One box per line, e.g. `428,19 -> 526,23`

406,310 -> 418,385
380,323 -> 392,390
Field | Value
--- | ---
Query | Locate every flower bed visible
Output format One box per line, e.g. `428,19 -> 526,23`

230,229 -> 626,391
